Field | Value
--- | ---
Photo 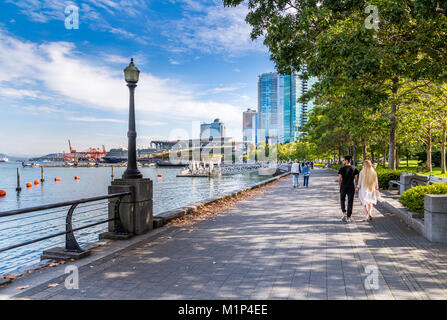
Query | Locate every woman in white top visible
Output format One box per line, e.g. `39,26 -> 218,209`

356,160 -> 379,221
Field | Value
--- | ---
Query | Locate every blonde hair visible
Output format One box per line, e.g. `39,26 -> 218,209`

362,160 -> 377,192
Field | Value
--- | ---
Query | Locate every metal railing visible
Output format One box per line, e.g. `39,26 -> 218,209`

0,192 -> 131,260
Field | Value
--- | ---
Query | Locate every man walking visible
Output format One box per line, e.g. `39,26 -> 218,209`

291,159 -> 301,188
338,156 -> 359,223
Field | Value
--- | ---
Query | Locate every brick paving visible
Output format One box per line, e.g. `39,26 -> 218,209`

11,168 -> 447,300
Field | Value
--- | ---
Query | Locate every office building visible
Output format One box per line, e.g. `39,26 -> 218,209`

200,118 -> 226,139
257,68 -> 316,144
242,108 -> 257,143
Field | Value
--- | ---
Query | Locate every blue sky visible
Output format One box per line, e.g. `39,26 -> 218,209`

0,0 -> 273,156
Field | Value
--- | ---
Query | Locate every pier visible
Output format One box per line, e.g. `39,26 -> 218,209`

2,168 -> 447,300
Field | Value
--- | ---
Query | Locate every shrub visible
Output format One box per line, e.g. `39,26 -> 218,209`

400,182 -> 447,215
375,169 -> 406,189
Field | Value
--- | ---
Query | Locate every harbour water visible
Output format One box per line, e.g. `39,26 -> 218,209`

0,162 -> 269,275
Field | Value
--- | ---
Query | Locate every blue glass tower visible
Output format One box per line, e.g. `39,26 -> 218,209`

258,69 -> 316,144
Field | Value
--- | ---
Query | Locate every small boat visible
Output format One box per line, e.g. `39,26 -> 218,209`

0,156 -> 8,162
22,161 -> 39,168
258,164 -> 277,176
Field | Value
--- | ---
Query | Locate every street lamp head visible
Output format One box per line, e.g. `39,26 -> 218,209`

124,58 -> 140,83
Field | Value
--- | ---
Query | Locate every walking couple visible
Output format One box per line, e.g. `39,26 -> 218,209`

291,160 -> 310,188
339,156 -> 379,223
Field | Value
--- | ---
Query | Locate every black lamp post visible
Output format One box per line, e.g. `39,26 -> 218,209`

122,58 -> 143,179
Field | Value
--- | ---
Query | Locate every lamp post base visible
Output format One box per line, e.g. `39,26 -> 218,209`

122,169 -> 143,179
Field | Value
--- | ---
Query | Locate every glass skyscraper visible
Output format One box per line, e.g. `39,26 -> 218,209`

257,70 -> 316,144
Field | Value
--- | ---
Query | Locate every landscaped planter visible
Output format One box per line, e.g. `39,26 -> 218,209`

424,194 -> 447,243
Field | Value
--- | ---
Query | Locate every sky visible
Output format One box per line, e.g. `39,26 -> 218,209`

0,0 -> 274,156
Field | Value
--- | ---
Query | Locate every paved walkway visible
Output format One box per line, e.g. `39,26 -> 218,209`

9,168 -> 447,299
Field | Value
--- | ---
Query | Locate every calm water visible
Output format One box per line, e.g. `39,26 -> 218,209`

0,162 -> 268,275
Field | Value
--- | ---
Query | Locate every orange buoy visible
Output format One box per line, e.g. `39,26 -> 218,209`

34,180 -> 39,185
54,177 -> 61,182
74,176 -> 80,180
157,174 -> 162,177
0,190 -> 6,197
141,174 -> 144,178
26,182 -> 32,188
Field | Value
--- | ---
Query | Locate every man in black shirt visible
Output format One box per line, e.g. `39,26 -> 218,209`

338,156 -> 359,223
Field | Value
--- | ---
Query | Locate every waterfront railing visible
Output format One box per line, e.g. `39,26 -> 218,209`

0,192 -> 130,275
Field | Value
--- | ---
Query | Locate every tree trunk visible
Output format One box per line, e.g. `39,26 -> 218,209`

442,121 -> 446,174
388,78 -> 399,170
371,151 -> 375,163
362,139 -> 367,162
395,145 -> 399,169
383,146 -> 387,168
353,141 -> 357,164
427,123 -> 432,172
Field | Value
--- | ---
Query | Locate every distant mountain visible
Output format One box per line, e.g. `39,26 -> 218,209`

0,153 -> 36,161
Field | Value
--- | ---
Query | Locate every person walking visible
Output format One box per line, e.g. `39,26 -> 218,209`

356,160 -> 379,221
302,162 -> 310,188
338,156 -> 359,223
291,159 -> 301,188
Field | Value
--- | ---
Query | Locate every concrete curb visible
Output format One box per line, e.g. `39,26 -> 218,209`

375,194 -> 425,237
155,171 -> 291,224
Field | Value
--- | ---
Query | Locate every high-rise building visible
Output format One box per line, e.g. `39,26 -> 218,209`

296,65 -> 317,139
257,69 -> 316,144
200,118 -> 226,139
242,108 -> 257,143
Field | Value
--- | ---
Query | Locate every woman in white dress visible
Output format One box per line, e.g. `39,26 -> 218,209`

356,160 -> 379,221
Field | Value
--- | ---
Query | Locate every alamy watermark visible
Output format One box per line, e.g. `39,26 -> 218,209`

65,5 -> 79,30
365,5 -> 379,31
65,265 -> 79,290
364,265 -> 380,290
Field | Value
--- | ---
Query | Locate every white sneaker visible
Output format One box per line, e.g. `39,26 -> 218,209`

341,215 -> 347,223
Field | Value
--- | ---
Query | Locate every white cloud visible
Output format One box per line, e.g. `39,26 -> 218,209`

165,1 -> 265,56
207,87 -> 239,94
0,31 -> 243,128
6,0 -> 148,42
22,105 -> 65,114
68,116 -> 125,123
169,59 -> 180,65
69,117 -> 167,126
0,87 -> 40,99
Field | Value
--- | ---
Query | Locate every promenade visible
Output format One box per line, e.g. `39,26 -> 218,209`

4,168 -> 447,300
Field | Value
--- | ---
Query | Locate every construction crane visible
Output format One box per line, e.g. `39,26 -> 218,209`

63,140 -> 107,162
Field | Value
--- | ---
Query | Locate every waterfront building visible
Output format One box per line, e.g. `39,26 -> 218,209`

296,65 -> 317,139
257,68 -> 316,144
200,118 -> 226,139
242,108 -> 257,143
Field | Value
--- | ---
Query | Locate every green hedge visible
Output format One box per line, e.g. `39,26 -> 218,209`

375,169 -> 406,189
400,183 -> 447,215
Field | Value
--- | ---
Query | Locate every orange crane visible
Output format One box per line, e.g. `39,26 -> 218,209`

63,140 -> 107,162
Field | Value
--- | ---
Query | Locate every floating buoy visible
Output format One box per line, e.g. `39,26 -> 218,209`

54,177 -> 61,182
34,180 -> 39,185
0,190 -> 6,197
74,176 -> 80,180
141,174 -> 144,178
26,182 -> 32,188
157,174 -> 163,177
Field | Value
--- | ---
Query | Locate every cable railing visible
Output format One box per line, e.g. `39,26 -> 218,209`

0,192 -> 131,275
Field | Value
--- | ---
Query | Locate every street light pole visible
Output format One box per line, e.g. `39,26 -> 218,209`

123,58 -> 142,179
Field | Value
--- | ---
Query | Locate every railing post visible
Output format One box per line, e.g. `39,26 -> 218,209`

113,197 -> 128,235
42,204 -> 92,260
65,203 -> 83,252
